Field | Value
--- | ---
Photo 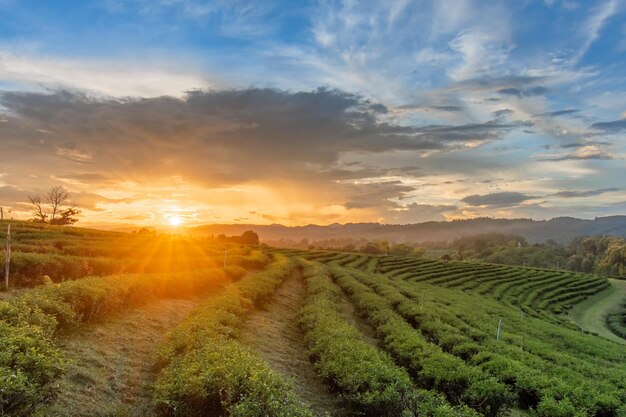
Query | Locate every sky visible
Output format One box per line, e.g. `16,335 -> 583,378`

0,0 -> 625,228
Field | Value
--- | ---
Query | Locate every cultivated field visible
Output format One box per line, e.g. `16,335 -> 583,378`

0,223 -> 624,417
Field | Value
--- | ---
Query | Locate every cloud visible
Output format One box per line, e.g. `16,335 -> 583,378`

450,75 -> 548,92
552,188 -> 620,198
498,86 -> 548,98
448,28 -> 513,81
386,203 -> 457,223
492,109 -> 514,118
461,191 -> 535,207
536,144 -> 615,161
533,109 -> 579,117
0,51 -> 211,97
0,185 -> 28,203
394,103 -> 464,112
575,0 -> 619,62
0,87 -> 534,224
414,47 -> 454,65
559,140 -> 612,149
344,181 -> 414,209
0,88 -> 522,186
0,184 -> 123,213
430,105 -> 464,112
591,118 -> 626,132
58,173 -> 112,183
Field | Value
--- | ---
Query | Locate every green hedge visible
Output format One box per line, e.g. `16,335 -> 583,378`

153,255 -> 312,417
0,267 -> 232,416
330,266 -> 513,417
298,260 -> 479,417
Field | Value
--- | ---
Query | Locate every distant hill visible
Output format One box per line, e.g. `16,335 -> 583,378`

188,216 -> 626,244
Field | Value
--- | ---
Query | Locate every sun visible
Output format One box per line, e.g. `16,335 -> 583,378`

168,215 -> 183,226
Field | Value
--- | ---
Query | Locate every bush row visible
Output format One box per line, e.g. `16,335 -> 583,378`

0,267 -> 233,416
370,256 -> 606,316
372,268 -> 626,417
153,255 -> 312,417
298,260 -> 479,417
605,302 -> 626,339
1,247 -> 269,287
329,266 -> 514,417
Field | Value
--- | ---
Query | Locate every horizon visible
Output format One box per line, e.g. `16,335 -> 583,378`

1,1 -> 625,227
81,213 -> 626,234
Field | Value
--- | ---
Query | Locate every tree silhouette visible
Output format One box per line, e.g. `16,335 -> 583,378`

28,187 -> 80,225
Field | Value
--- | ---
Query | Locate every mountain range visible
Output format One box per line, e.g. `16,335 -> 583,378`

188,216 -> 626,245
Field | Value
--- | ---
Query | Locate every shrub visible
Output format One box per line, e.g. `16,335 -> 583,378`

154,255 -> 311,417
298,260 -> 479,417
224,265 -> 248,280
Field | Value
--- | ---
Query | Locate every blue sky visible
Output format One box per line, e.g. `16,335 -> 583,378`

0,0 -> 624,226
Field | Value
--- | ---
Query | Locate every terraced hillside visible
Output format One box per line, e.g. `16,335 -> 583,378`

297,250 -> 609,318
1,227 -> 624,417
0,220 -> 266,287
280,249 -> 626,416
605,280 -> 626,339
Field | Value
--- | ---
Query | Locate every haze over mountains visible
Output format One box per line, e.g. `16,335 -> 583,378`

188,215 -> 626,245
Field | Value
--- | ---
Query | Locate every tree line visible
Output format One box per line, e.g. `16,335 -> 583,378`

448,233 -> 626,277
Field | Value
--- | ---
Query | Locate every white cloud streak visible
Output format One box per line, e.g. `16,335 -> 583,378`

0,51 -> 212,97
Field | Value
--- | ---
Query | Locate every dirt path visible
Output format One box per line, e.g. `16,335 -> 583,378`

238,274 -> 345,417
570,278 -> 626,345
43,297 -> 200,417
339,294 -> 380,347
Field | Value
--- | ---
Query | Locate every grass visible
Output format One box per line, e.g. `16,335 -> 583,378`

569,278 -> 626,345
3,223 -> 626,416
0,220 -> 266,288
40,298 -> 201,417
285,249 -> 626,416
152,256 -> 313,417
238,269 -> 344,416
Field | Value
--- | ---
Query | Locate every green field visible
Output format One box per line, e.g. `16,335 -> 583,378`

0,224 -> 624,416
570,279 -> 626,345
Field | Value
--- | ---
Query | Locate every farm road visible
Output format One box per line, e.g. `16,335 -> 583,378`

43,297 -> 200,417
570,278 -> 626,345
239,272 -> 345,417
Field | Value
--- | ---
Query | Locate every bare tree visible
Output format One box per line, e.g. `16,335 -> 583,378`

28,194 -> 48,223
28,187 -> 80,225
45,186 -> 70,221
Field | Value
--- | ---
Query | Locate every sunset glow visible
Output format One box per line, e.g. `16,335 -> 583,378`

168,216 -> 183,227
0,1 -> 623,229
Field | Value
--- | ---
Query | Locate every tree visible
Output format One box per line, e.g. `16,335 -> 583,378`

28,194 -> 47,223
28,187 -> 80,225
238,231 -> 259,245
389,243 -> 414,256
50,208 -> 81,225
361,243 -> 383,255
45,186 -> 70,221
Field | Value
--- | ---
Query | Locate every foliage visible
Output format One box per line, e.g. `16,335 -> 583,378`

0,224 -> 270,414
298,260 -> 479,417
217,230 -> 260,245
289,249 -> 626,417
605,300 -> 626,339
328,266 -> 513,417
49,208 -> 81,226
0,221 -> 269,288
0,266 -> 233,415
452,233 -> 626,278
153,255 -> 312,417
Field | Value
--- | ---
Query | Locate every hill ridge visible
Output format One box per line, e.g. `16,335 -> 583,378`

189,215 -> 626,244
